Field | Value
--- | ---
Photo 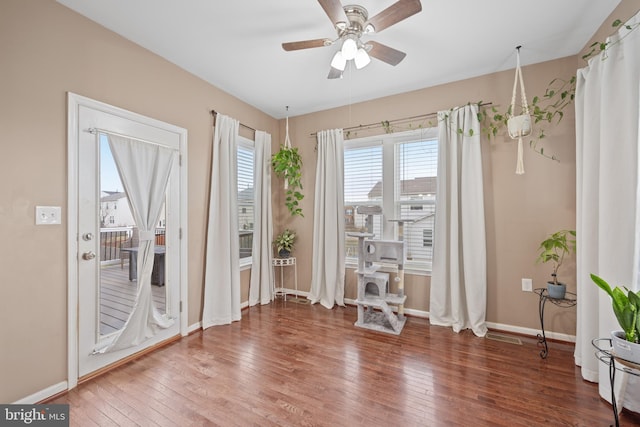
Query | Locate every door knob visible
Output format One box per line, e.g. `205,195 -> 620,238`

82,251 -> 96,260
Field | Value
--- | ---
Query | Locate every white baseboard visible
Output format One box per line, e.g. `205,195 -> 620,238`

13,381 -> 68,404
344,296 -> 575,343
486,321 -> 576,343
187,322 -> 202,334
286,290 -> 310,299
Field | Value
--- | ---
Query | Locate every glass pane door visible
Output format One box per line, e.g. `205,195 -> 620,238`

98,134 -> 167,336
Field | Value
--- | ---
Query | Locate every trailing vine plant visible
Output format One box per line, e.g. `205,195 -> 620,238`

351,19 -> 639,162
479,18 -> 638,160
582,19 -> 640,61
476,73 -> 576,162
271,145 -> 304,217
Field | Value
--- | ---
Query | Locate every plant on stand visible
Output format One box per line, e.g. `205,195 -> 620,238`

536,229 -> 576,299
273,229 -> 296,258
591,273 -> 640,363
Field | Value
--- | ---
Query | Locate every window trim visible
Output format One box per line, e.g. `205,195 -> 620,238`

344,127 -> 438,275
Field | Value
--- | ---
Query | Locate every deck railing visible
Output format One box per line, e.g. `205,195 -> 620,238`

100,227 -> 132,263
101,227 -> 251,263
100,227 -> 166,264
239,230 -> 253,259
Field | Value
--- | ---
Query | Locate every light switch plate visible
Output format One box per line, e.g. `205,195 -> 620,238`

522,278 -> 533,292
36,206 -> 62,225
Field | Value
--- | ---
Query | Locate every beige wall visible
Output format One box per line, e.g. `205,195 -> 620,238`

279,56 -> 578,335
0,0 -> 278,403
2,0 -> 639,405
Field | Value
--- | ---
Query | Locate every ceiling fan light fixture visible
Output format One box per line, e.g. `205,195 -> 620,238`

341,37 -> 358,60
354,48 -> 371,69
331,51 -> 347,71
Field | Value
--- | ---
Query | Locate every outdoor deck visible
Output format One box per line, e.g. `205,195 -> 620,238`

100,263 -> 166,335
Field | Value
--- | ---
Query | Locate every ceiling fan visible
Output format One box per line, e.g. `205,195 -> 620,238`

282,0 -> 422,79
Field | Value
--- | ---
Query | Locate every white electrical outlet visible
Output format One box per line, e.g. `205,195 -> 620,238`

35,206 -> 62,225
522,278 -> 533,292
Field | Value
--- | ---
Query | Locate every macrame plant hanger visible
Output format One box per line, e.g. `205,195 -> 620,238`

283,106 -> 292,190
507,46 -> 532,175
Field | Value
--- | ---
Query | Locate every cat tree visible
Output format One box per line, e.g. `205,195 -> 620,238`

349,231 -> 407,335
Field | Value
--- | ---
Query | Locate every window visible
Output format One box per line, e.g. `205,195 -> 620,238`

343,128 -> 438,272
344,141 -> 383,259
237,137 -> 255,263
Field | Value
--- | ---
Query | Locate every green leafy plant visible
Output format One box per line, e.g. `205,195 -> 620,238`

477,74 -> 575,162
273,229 -> 296,255
591,273 -> 640,343
348,20 -> 640,161
271,145 -> 304,217
536,230 -> 576,285
582,19 -> 640,61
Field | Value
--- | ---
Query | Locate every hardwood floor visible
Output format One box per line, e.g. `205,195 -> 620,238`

52,301 -> 640,426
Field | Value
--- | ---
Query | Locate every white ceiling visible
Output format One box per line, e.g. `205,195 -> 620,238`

57,0 -> 621,119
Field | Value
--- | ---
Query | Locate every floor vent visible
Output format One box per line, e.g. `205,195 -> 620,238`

288,297 -> 310,305
486,332 -> 523,345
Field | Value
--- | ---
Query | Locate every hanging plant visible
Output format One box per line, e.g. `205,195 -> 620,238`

479,18 -> 639,161
272,145 -> 304,217
476,74 -> 575,163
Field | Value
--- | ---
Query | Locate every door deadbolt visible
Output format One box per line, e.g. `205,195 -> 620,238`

82,233 -> 94,241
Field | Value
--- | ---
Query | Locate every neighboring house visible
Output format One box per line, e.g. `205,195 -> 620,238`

237,186 -> 254,232
100,191 -> 135,227
366,176 -> 437,199
344,176 -> 437,260
238,186 -> 254,258
100,191 -> 167,229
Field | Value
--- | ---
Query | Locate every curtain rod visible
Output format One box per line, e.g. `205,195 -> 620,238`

85,127 -> 176,149
309,102 -> 493,137
210,110 -> 256,133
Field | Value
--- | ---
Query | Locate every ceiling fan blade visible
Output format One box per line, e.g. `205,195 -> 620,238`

366,0 -> 422,33
367,41 -> 406,66
282,38 -> 331,51
317,0 -> 349,25
327,67 -> 343,79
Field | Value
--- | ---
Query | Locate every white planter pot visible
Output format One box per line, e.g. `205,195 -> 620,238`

507,114 -> 532,139
611,330 -> 640,364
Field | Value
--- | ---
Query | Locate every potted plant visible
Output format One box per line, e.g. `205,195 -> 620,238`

274,229 -> 296,258
536,229 -> 576,299
591,273 -> 640,363
271,145 -> 304,217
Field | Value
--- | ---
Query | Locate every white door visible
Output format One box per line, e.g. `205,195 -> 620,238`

68,94 -> 187,381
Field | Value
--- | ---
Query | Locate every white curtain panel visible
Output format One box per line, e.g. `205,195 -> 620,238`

249,130 -> 274,305
95,134 -> 176,353
575,11 -> 640,410
309,129 -> 346,308
430,104 -> 488,337
202,114 -> 241,328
